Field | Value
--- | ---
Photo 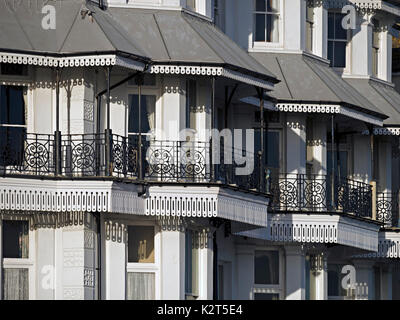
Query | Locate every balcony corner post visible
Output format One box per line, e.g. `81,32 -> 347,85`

105,66 -> 113,177
370,181 -> 377,221
210,76 -> 216,182
54,67 -> 62,176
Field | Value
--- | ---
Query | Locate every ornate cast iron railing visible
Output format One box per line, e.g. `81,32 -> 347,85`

377,191 -> 399,228
0,132 -> 264,193
269,173 -> 373,219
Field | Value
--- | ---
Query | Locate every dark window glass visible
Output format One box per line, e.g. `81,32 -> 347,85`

3,220 -> 29,258
328,12 -> 347,67
0,86 -> 25,125
335,13 -> 347,39
256,0 -> 266,12
186,80 -> 197,130
128,95 -> 156,134
255,14 -> 266,41
127,226 -> 155,263
254,293 -> 279,300
254,250 -> 279,285
254,129 -> 280,168
328,13 -> 335,39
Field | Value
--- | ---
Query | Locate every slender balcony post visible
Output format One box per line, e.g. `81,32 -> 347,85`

136,74 -> 144,180
210,76 -> 216,182
54,67 -> 62,176
104,66 -> 112,176
257,88 -> 265,193
370,131 -> 377,220
330,115 -> 335,209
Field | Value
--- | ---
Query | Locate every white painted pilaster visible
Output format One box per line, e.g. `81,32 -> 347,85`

353,260 -> 375,300
314,2 -> 328,59
350,13 -> 373,76
236,245 -> 254,300
285,245 -> 306,300
198,238 -> 213,300
160,229 -> 186,300
286,114 -> 306,174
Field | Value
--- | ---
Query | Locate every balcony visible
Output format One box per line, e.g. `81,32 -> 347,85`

377,191 -> 400,228
0,132 -> 264,194
268,173 -> 374,219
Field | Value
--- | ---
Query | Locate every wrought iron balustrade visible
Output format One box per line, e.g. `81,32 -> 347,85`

0,132 -> 266,193
269,173 -> 373,219
377,191 -> 400,228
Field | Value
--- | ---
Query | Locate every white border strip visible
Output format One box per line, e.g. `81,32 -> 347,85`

240,97 -> 384,126
149,64 -> 275,90
0,52 -> 145,71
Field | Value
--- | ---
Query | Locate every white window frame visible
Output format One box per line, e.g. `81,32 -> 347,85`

372,21 -> 381,79
251,0 -> 284,50
327,10 -> 351,72
251,247 -> 285,300
306,3 -> 315,54
125,220 -> 161,300
126,77 -> 161,140
1,218 -> 36,300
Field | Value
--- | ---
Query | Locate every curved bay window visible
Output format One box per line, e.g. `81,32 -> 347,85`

0,85 -> 26,167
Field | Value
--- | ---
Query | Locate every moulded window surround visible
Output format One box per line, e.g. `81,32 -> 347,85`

328,11 -> 350,69
252,248 -> 284,300
126,222 -> 161,300
252,0 -> 284,49
372,19 -> 381,79
2,219 -> 36,300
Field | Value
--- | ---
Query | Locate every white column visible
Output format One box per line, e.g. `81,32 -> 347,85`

284,0 -> 306,51
310,252 -> 328,300
312,120 -> 327,175
198,231 -> 213,300
105,221 -> 126,300
62,214 -> 97,300
236,245 -> 254,300
353,260 -> 375,300
350,13 -> 373,76
314,2 -> 328,59
381,27 -> 392,82
286,114 -> 307,174
36,229 -> 56,300
285,246 -> 306,300
160,229 -> 185,300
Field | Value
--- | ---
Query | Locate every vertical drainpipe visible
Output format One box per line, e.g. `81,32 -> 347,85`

54,67 -> 62,176
104,66 -> 112,176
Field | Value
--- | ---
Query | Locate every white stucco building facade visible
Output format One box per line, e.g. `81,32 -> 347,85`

0,0 -> 400,300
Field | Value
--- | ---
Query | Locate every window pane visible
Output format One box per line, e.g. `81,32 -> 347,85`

0,85 -> 25,125
256,0 -> 266,12
127,226 -> 155,263
255,14 -> 266,41
3,220 -> 29,259
128,95 -> 156,134
333,41 -> 346,68
186,80 -> 197,130
267,0 -> 279,13
266,14 -> 279,42
328,12 -> 335,38
267,131 -> 280,168
127,272 -> 155,300
0,127 -> 26,166
328,41 -> 334,66
335,13 -> 347,40
254,250 -> 279,285
3,269 -> 29,300
254,293 -> 279,300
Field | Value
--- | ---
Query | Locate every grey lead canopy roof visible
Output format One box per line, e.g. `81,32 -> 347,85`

251,52 -> 387,120
0,0 -> 277,84
345,78 -> 400,126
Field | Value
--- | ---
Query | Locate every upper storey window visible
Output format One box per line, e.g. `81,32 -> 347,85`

254,0 -> 280,43
214,0 -> 225,32
328,12 -> 347,68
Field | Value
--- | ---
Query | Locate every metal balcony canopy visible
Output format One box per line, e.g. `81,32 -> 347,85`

0,0 -> 278,89
0,0 -> 148,70
345,78 -> 400,127
247,53 -> 387,125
